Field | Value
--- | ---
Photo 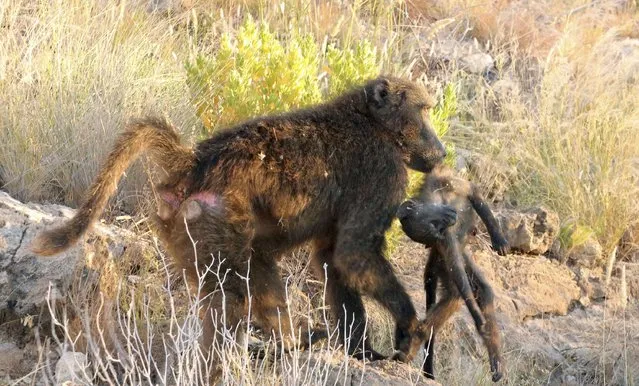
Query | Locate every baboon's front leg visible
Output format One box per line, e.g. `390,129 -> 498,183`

333,229 -> 418,361
311,238 -> 386,361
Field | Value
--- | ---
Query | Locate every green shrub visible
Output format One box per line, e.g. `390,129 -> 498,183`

185,17 -> 322,134
325,40 -> 381,97
185,17 -> 384,137
559,222 -> 596,251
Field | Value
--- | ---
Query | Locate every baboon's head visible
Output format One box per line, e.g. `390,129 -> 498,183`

397,199 -> 457,245
365,76 -> 446,173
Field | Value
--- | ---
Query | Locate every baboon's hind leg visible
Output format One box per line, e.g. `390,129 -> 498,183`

199,271 -> 248,382
436,230 -> 486,332
422,252 -> 440,379
464,251 -> 504,382
249,251 -> 326,352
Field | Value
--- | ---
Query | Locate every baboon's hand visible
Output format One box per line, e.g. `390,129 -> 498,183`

433,203 -> 457,232
491,235 -> 510,256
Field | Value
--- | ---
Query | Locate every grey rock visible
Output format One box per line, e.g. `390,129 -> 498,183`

474,251 -> 581,321
574,267 -> 606,302
420,38 -> 495,75
0,191 -> 129,322
459,52 -> 495,74
496,206 -> 560,255
567,237 -> 604,268
0,342 -> 24,378
55,352 -> 92,386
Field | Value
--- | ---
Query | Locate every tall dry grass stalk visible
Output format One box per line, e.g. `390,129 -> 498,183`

0,0 -> 199,210
512,21 -> 639,253
0,0 -> 410,214
443,7 -> 639,260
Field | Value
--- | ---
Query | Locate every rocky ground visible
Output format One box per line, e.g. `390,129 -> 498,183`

0,189 -> 637,385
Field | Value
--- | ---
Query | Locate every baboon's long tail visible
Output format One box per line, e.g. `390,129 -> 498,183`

31,117 -> 195,256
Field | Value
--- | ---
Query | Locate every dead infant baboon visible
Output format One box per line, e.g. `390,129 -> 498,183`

396,163 -> 509,382
31,76 -> 451,364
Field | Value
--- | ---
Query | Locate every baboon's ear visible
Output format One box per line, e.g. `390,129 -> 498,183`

183,200 -> 202,220
372,78 -> 390,108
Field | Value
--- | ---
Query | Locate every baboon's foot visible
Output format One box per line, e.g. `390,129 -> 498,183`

389,334 -> 423,364
390,350 -> 410,363
490,356 -> 503,382
285,327 -> 329,350
474,318 -> 487,336
248,328 -> 328,359
351,346 -> 387,361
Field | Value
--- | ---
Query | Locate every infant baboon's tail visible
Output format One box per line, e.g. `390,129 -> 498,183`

31,117 -> 195,256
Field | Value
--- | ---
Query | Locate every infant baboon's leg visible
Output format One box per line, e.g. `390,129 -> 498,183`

410,269 -> 463,363
435,229 -> 486,332
422,252 -> 441,379
311,237 -> 386,361
464,251 -> 504,382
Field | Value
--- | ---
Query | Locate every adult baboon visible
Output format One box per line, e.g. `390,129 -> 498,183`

396,163 -> 509,382
32,76 -> 449,362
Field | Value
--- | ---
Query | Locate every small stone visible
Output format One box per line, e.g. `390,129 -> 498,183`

567,238 -> 603,268
460,52 -> 494,74
496,206 -> 560,255
0,342 -> 24,377
55,352 -> 92,386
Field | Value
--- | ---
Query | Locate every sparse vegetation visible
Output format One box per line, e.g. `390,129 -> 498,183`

1,0 -> 638,384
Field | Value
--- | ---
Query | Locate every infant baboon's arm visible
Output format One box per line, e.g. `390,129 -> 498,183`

468,185 -> 509,256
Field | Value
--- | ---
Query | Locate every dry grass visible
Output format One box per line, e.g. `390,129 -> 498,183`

2,0 -> 639,384
0,0 -> 202,212
27,225 -> 418,386
410,1 -> 639,259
